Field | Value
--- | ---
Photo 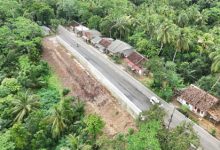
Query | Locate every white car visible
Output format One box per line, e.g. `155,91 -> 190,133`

150,96 -> 160,105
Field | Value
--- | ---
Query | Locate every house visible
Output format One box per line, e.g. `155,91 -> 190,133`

124,51 -> 148,75
106,39 -> 134,57
177,85 -> 220,121
74,25 -> 89,36
95,38 -> 114,53
82,29 -> 101,42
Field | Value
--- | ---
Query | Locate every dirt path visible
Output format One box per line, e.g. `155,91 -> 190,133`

42,36 -> 136,136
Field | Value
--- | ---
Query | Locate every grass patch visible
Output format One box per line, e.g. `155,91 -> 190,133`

139,76 -> 153,88
111,55 -> 122,64
47,71 -> 63,93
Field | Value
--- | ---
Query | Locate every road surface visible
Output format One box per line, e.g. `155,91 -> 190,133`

57,26 -> 220,150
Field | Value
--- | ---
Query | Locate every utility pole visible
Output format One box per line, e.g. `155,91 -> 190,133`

168,107 -> 176,130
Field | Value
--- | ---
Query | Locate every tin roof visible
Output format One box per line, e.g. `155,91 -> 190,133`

107,39 -> 133,53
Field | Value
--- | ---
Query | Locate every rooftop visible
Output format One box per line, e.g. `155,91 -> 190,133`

99,38 -> 113,48
126,51 -> 147,66
107,39 -> 133,53
75,25 -> 89,32
179,85 -> 219,112
91,36 -> 102,44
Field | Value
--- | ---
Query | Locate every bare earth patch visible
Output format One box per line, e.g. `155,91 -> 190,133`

42,36 -> 136,136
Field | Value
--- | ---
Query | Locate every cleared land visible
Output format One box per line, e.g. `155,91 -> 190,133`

42,37 -> 136,136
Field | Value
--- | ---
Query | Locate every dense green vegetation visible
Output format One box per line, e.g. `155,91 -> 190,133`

0,0 -> 217,149
0,1 -> 106,149
97,105 -> 199,150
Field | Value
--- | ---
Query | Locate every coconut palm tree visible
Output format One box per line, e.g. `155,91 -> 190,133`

47,106 -> 67,138
157,22 -> 174,55
143,14 -> 160,40
173,30 -> 189,62
209,49 -> 220,72
110,15 -> 132,39
177,11 -> 189,28
209,49 -> 220,89
197,33 -> 214,54
67,134 -> 91,150
12,91 -> 40,122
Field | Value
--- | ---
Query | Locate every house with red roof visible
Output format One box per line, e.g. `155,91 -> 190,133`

124,51 -> 148,75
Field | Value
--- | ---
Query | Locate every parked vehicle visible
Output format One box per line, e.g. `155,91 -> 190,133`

150,96 -> 160,105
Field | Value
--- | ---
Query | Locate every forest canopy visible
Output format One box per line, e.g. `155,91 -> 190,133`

0,0 -> 219,149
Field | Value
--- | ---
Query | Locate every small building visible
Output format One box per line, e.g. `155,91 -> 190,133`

74,25 -> 89,36
124,51 -> 148,75
82,29 -> 102,42
177,85 -> 219,119
95,38 -> 114,53
106,39 -> 134,57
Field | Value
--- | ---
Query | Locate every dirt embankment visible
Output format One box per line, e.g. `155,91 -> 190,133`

42,37 -> 136,136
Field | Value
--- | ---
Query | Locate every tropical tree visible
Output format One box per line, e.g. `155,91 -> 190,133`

110,15 -> 133,39
28,2 -> 55,25
209,49 -> 220,89
157,22 -> 175,55
66,134 -> 92,150
173,29 -> 189,61
0,131 -> 15,150
46,106 -> 67,138
159,122 -> 200,150
127,120 -> 161,150
12,91 -> 40,122
197,33 -> 215,54
84,114 -> 104,143
177,11 -> 189,27
209,49 -> 220,72
10,123 -> 31,149
0,0 -> 21,21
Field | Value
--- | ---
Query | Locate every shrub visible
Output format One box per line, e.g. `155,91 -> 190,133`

1,78 -> 20,93
178,105 -> 189,117
128,128 -> 134,135
210,128 -> 216,137
62,88 -> 70,96
0,86 -> 10,98
111,55 -> 122,64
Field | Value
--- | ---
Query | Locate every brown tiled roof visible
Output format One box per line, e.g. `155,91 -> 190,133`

99,38 -> 112,48
179,85 -> 219,111
208,105 -> 220,122
84,32 -> 91,38
127,52 -> 147,66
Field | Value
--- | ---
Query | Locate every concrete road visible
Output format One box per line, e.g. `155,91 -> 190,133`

57,26 -> 220,150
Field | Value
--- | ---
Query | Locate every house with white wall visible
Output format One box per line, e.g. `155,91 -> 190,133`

177,85 -> 219,118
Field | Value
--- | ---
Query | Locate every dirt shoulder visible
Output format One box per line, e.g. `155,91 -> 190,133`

42,36 -> 136,136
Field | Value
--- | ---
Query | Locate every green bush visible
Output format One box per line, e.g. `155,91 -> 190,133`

1,78 -> 20,94
0,86 -> 10,98
111,55 -> 122,64
62,88 -> 70,96
210,128 -> 216,137
128,128 -> 134,135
